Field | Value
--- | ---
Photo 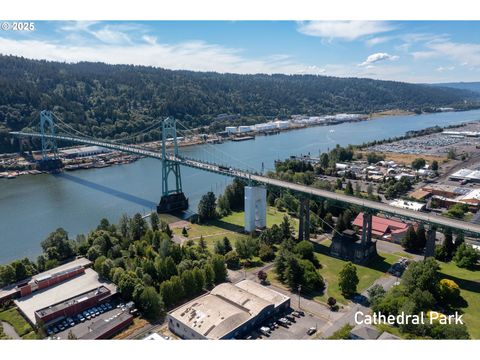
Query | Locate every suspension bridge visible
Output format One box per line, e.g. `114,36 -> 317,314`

9,110 -> 480,251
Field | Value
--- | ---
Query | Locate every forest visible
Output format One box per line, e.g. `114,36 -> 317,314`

0,54 -> 479,152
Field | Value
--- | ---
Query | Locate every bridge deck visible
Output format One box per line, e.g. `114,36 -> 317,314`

11,131 -> 480,236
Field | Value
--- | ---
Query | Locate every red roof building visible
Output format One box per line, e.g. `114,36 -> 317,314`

353,213 -> 414,243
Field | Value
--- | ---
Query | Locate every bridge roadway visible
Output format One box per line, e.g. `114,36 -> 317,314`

10,131 -> 480,236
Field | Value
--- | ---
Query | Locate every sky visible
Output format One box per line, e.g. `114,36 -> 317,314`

1,20 -> 480,83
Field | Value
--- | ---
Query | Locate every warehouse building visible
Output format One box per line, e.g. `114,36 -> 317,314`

168,280 -> 290,340
60,146 -> 110,158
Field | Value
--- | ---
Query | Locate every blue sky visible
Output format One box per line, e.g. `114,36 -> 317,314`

1,20 -> 480,83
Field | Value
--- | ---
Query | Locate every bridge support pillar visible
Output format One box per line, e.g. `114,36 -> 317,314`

425,227 -> 436,259
361,212 -> 372,245
244,186 -> 266,232
298,199 -> 305,241
297,198 -> 311,241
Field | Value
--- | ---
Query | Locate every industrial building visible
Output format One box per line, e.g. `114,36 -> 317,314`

168,280 -> 290,340
60,146 -> 110,158
389,199 -> 426,212
13,259 -> 117,326
450,168 -> 480,182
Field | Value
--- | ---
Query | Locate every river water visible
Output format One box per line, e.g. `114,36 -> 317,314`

2,109 -> 480,264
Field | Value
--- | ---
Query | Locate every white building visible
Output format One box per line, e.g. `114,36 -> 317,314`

390,199 -> 426,211
225,126 -> 237,134
238,125 -> 254,133
273,120 -> 291,129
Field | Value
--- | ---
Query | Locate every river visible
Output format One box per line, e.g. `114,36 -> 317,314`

2,109 -> 480,264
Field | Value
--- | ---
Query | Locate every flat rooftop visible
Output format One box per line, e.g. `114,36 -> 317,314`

234,280 -> 290,308
169,282 -> 276,340
35,285 -> 110,319
0,257 -> 91,300
15,268 -> 116,325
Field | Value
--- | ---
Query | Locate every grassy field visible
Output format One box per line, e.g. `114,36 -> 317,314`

171,206 -> 296,250
437,261 -> 480,339
313,239 -> 400,305
0,308 -> 33,337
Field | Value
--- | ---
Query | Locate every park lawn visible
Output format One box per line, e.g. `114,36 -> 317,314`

437,261 -> 480,339
220,206 -> 297,229
21,331 -> 39,339
0,308 -> 33,337
313,239 -> 400,305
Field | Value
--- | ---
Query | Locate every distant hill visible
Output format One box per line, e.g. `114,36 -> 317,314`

0,55 -> 479,153
431,82 -> 480,94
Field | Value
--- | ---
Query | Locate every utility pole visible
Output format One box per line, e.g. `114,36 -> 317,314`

298,285 -> 302,309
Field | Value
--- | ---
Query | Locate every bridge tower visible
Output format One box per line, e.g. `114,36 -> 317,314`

38,110 -> 63,171
157,118 -> 189,213
40,110 -> 58,160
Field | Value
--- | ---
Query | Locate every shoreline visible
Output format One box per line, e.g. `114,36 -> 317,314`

1,108 -> 478,179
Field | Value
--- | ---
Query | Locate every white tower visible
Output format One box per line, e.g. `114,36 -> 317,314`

244,186 -> 267,232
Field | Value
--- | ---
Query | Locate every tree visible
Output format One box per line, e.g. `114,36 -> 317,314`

0,265 -> 16,286
210,255 -> 227,284
130,213 -> 147,241
258,244 -> 275,262
257,270 -> 268,284
214,239 -> 226,255
198,192 -> 217,222
150,212 -> 160,231
181,270 -> 197,298
447,148 -> 456,160
41,228 -> 76,261
222,237 -> 233,253
344,181 -> 353,196
411,158 -> 426,170
402,258 -> 440,295
367,284 -> 386,307
67,330 -> 77,340
443,228 -> 455,260
338,262 -> 358,298
235,237 -> 259,260
416,224 -> 427,250
294,240 -> 315,262
139,286 -> 165,321
453,243 -> 479,269
280,215 -> 293,240
327,297 -> 337,309
320,153 -> 329,169
118,272 -> 139,300
431,160 -> 439,171
438,279 -> 461,304
217,194 -> 231,217
224,250 -> 240,269
455,231 -> 465,249
182,227 -> 188,237
401,225 -> 418,252
203,263 -> 215,288
198,236 -> 207,252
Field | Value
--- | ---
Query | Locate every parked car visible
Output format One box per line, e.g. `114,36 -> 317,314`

307,327 -> 317,336
297,310 -> 305,317
52,326 -> 59,334
285,314 -> 295,322
100,304 -> 107,311
47,328 -> 53,336
291,311 -> 301,318
277,318 -> 289,327
259,326 -> 270,336
66,317 -> 75,327
105,303 -> 113,310
58,324 -> 65,331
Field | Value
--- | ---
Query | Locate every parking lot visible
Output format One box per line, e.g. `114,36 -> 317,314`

249,310 -> 327,340
48,301 -> 135,339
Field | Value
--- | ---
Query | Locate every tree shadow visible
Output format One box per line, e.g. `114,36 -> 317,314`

207,218 -> 245,233
54,173 -> 157,209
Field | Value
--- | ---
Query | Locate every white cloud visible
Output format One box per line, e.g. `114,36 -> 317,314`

365,36 -> 392,47
0,36 -> 326,75
297,21 -> 393,41
436,66 -> 455,72
427,41 -> 480,68
359,52 -> 399,66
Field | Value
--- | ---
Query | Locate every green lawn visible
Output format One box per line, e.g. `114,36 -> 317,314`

172,206 -> 297,250
313,239 -> 401,305
0,308 -> 33,337
437,261 -> 480,339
